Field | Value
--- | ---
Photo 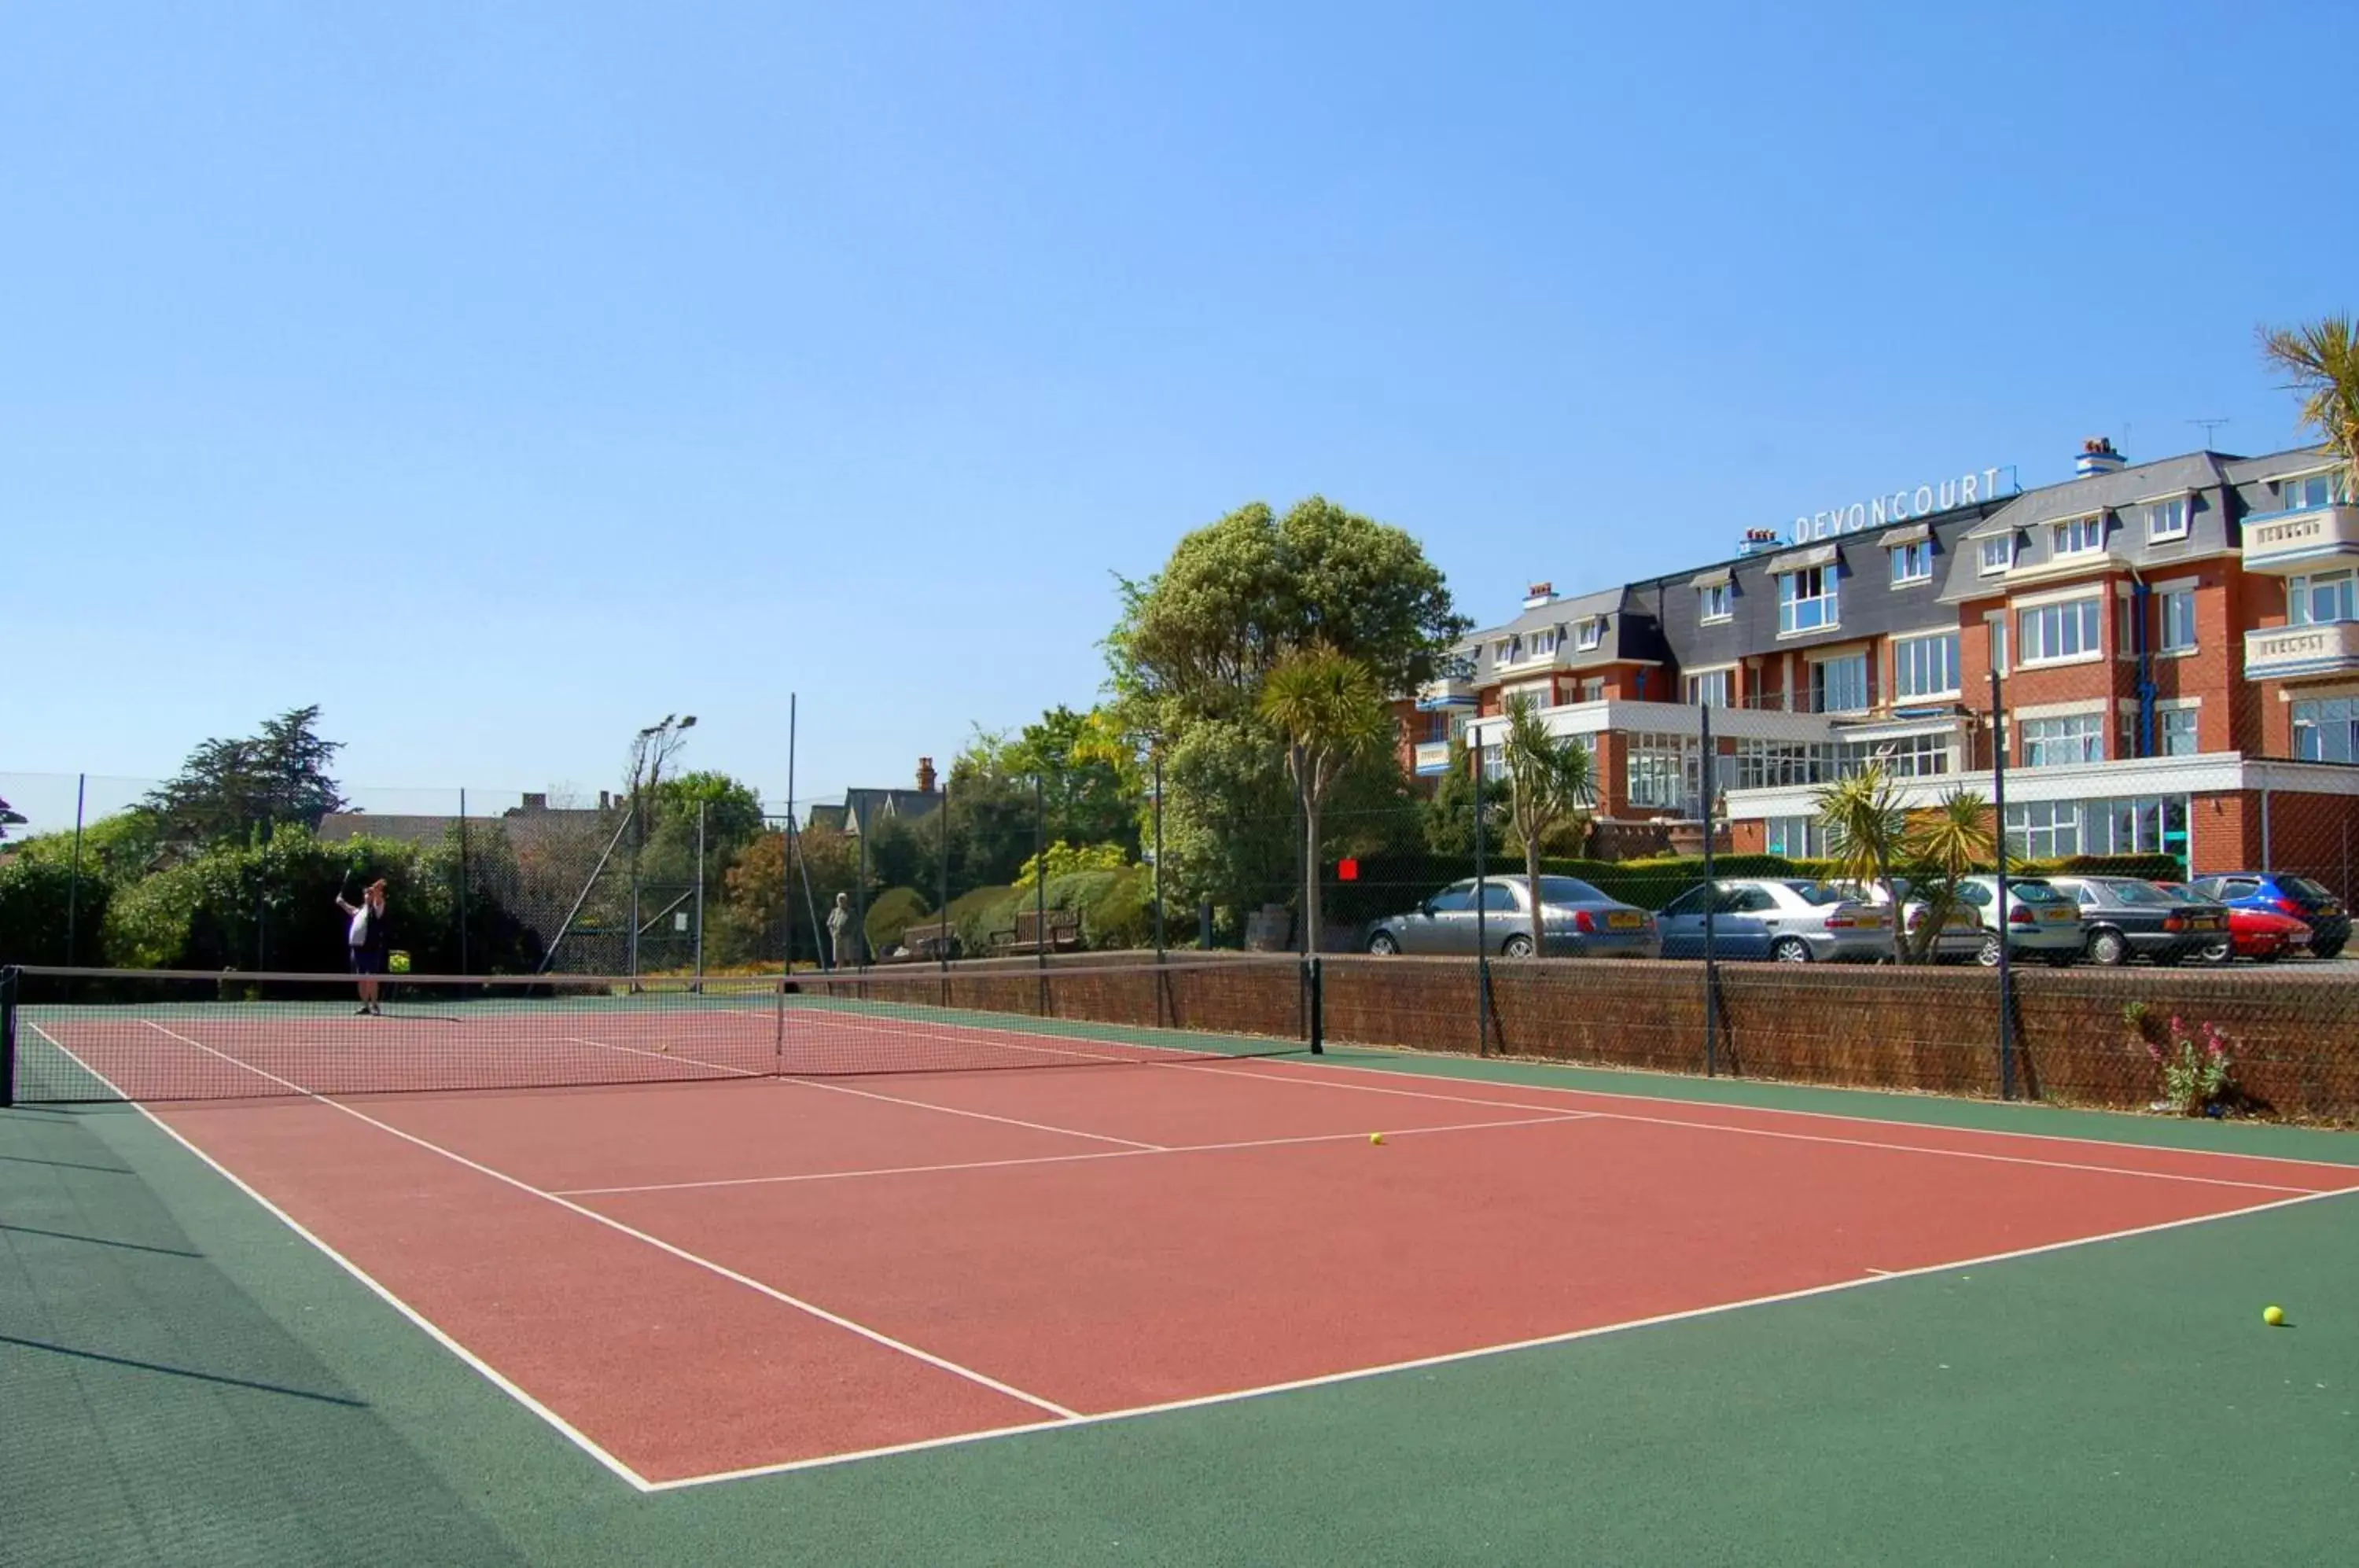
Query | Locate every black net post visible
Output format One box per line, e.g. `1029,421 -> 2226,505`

1,964 -> 17,1108
1305,954 -> 1323,1055
1034,772 -> 1048,1013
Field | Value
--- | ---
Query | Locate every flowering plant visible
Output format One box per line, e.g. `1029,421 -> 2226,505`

2144,1011 -> 2236,1117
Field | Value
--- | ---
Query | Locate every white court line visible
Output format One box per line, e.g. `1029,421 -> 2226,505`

753,1010 -> 2342,1196
646,1180 -> 2359,1489
135,1021 -> 1084,1426
550,1113 -> 1597,1198
566,1035 -> 1166,1152
16,1021 -> 657,1493
782,996 -> 2359,1176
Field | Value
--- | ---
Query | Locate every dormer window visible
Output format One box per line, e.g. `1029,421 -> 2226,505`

2052,514 -> 2105,557
1575,617 -> 1605,651
2145,496 -> 2189,542
2283,472 -> 2341,512
1978,535 -> 2016,575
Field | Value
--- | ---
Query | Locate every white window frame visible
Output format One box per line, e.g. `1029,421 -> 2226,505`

1684,666 -> 1733,708
1978,534 -> 2015,576
2158,705 -> 2199,757
2052,513 -> 2106,558
2289,569 -> 2357,627
1777,566 -> 1839,635
2019,712 -> 2106,767
1889,541 -> 1933,584
2294,697 -> 2359,763
1698,583 -> 1732,624
2019,594 -> 2103,667
1575,617 -> 1605,651
1892,630 -> 1961,701
2144,495 -> 2189,543
1809,651 -> 1870,716
2280,470 -> 2343,513
2157,587 -> 2197,654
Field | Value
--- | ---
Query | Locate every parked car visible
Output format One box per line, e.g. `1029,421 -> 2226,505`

1952,875 -> 2084,966
2155,882 -> 2312,963
2185,872 -> 2350,959
1656,878 -> 1892,963
1364,875 -> 1660,959
2044,876 -> 2228,966
1827,877 -> 1985,963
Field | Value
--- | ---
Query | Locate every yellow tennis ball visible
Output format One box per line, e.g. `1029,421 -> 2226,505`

1369,1132 -> 1384,1146
2264,1305 -> 2284,1327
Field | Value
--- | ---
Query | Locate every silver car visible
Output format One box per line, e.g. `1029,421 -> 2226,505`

1954,875 -> 2084,966
1657,878 -> 1894,963
1828,877 -> 1985,962
1365,875 -> 1661,959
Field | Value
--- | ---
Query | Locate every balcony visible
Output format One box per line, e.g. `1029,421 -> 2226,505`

1412,741 -> 1453,776
2242,504 -> 2359,575
2245,620 -> 2359,680
1415,678 -> 1477,712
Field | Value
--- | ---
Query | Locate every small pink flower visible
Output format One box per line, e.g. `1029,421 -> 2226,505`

2146,1040 -> 2164,1062
2168,1014 -> 2184,1038
2206,1036 -> 2225,1059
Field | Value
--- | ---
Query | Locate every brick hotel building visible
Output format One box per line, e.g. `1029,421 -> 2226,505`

1408,438 -> 2359,893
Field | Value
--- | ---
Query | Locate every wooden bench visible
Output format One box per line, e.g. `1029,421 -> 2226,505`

991,907 -> 1083,955
897,920 -> 961,962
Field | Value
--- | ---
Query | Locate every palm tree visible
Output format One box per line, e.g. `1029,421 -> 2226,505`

1258,646 -> 1393,954
1897,789 -> 1995,961
2260,315 -> 2359,498
1499,694 -> 1598,955
1814,763 -> 1908,962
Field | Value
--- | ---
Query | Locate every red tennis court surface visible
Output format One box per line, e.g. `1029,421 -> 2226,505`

42,1013 -> 2359,1489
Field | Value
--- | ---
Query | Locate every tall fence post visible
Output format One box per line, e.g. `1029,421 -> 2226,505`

1700,701 -> 1719,1077
1991,667 -> 2015,1101
457,787 -> 470,977
1152,748 -> 1167,1029
784,693 -> 798,977
1034,772 -> 1048,1013
66,774 -> 86,968
855,815 -> 870,974
0,966 -> 17,1109
694,799 -> 707,988
1474,727 -> 1489,1058
938,775 -> 952,978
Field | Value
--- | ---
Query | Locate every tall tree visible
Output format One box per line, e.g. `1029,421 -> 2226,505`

145,705 -> 348,846
2260,315 -> 2359,495
999,705 -> 1143,854
1110,496 -> 1464,926
1498,694 -> 1598,954
1258,647 -> 1393,953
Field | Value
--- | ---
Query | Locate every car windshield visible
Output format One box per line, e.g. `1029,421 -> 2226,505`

1780,881 -> 1847,906
2285,877 -> 2338,902
2004,880 -> 2069,904
2104,881 -> 2180,907
1534,876 -> 1606,905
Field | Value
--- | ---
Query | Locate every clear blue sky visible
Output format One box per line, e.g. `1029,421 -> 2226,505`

6,1 -> 2353,832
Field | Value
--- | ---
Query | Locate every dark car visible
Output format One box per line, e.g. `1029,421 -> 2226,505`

2045,876 -> 2228,966
2187,873 -> 2350,960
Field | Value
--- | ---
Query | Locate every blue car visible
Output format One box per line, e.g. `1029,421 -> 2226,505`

2187,873 -> 2350,959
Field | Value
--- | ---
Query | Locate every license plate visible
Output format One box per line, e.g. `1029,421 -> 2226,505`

2040,908 -> 2070,922
1607,911 -> 1643,930
2192,917 -> 2221,930
1856,912 -> 1888,927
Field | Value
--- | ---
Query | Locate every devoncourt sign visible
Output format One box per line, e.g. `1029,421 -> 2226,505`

1790,466 -> 2019,543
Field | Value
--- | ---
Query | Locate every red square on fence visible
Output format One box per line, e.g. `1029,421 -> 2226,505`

1336,858 -> 1360,882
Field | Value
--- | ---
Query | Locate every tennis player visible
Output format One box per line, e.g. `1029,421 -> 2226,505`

336,879 -> 392,1014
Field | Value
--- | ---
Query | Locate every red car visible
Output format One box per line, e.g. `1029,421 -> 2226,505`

2156,882 -> 2311,963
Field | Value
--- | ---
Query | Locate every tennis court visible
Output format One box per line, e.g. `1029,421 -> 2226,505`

9,957 -> 2358,1529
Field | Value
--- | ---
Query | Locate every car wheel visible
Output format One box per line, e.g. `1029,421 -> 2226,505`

2198,937 -> 2232,965
1366,931 -> 1399,956
1771,936 -> 1811,963
1975,934 -> 2001,967
2313,937 -> 2347,960
2088,929 -> 2129,967
1501,933 -> 1535,959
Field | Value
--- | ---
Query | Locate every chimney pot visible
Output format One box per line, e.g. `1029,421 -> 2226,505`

2075,436 -> 2126,477
917,756 -> 938,793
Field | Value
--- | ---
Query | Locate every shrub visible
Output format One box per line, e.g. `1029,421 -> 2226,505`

946,885 -> 1024,955
2128,1005 -> 2238,1116
863,887 -> 930,955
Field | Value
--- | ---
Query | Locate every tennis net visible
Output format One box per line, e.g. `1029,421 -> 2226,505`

0,959 -> 1322,1105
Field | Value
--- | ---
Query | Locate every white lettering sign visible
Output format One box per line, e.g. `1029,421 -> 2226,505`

1790,466 -> 2016,543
